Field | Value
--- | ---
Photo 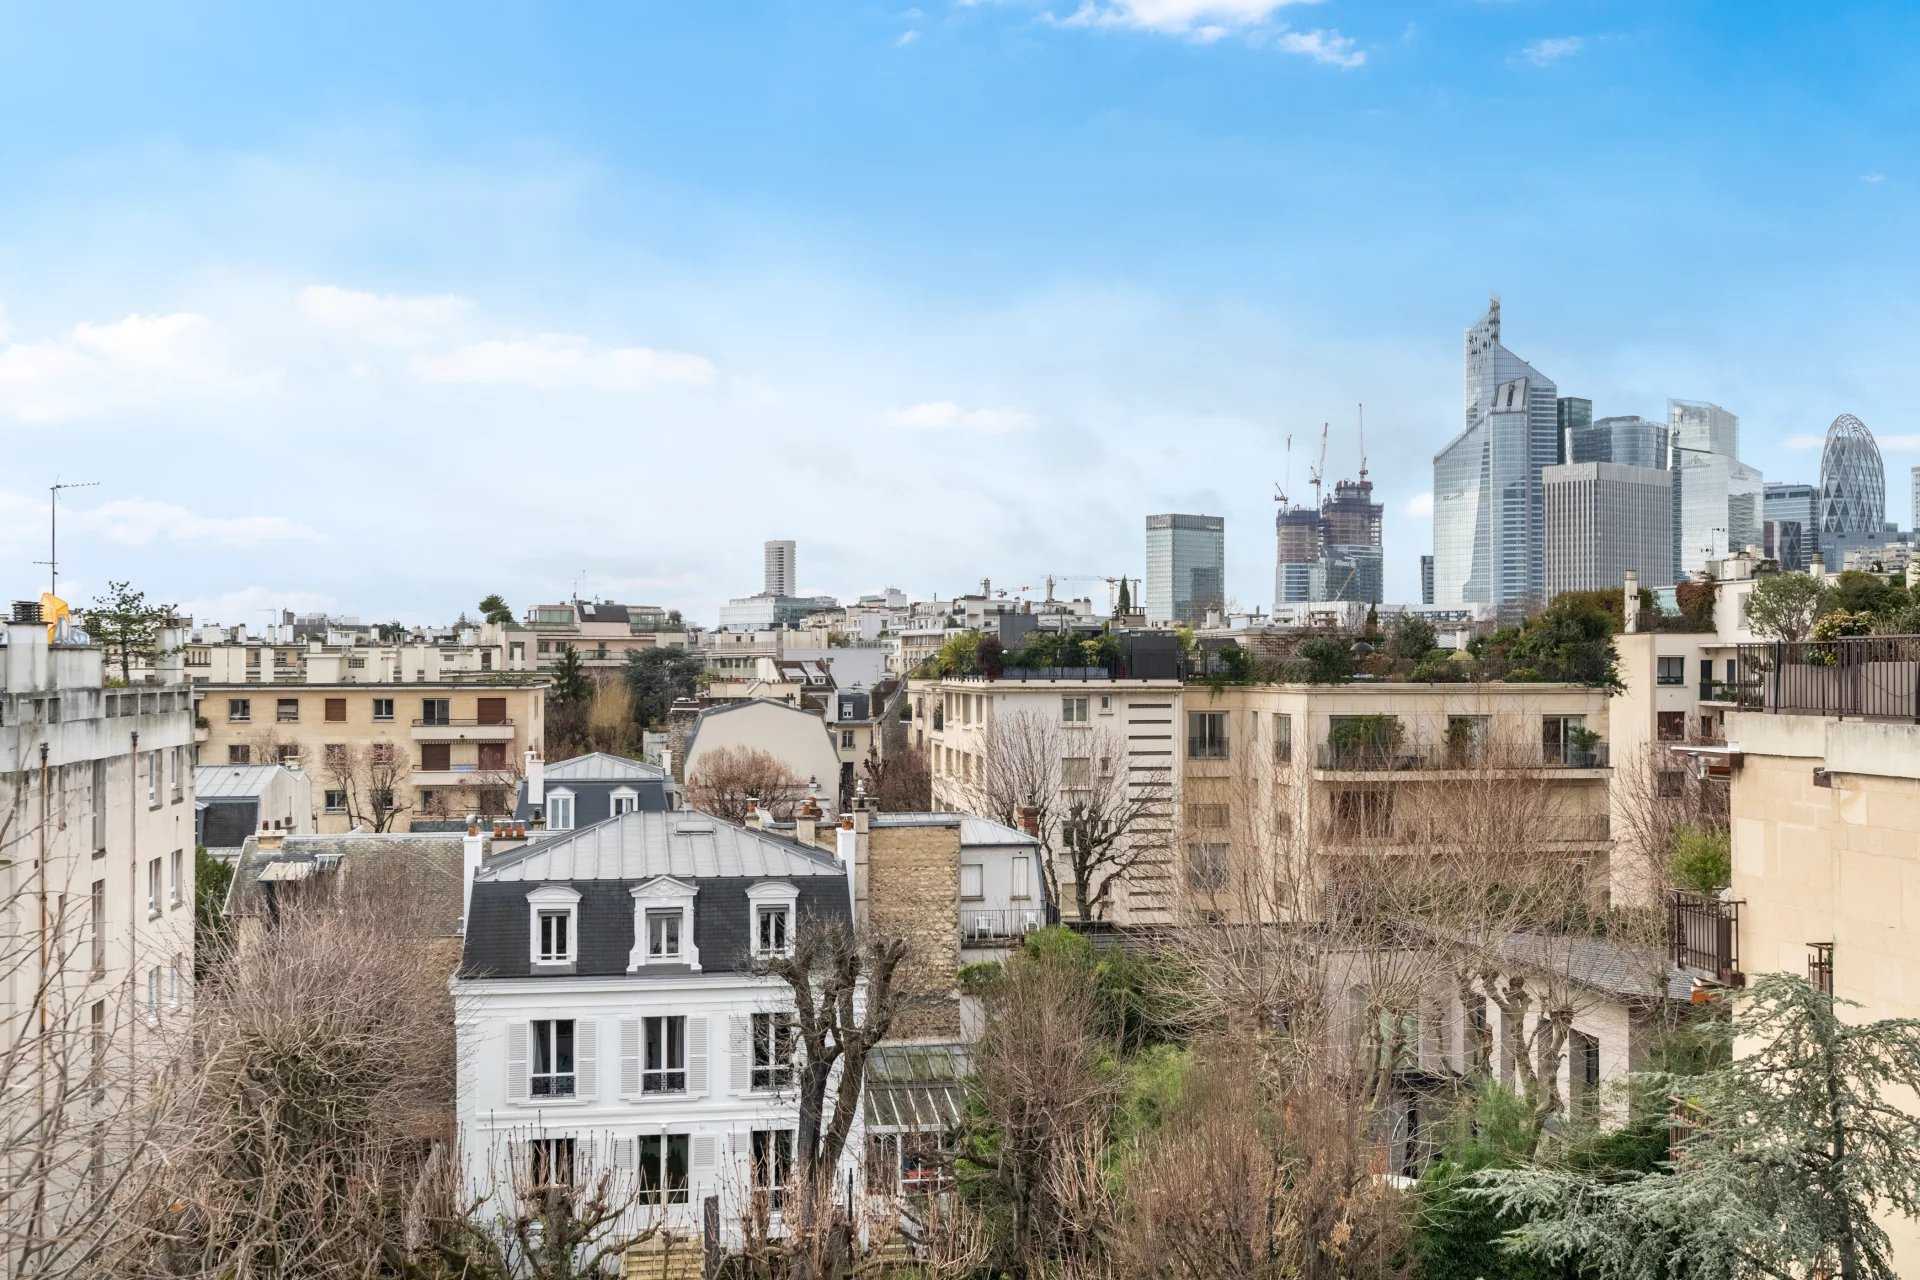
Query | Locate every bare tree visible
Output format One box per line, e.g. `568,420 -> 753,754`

1611,742 -> 1727,909
686,747 -> 808,824
321,740 -> 414,832
859,743 -> 930,813
967,711 -> 1169,923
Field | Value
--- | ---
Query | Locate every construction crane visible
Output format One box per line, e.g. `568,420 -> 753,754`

1274,431 -> 1293,509
1309,421 -> 1329,509
1357,402 -> 1368,481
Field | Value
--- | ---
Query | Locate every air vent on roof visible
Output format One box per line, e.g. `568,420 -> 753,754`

674,820 -> 715,834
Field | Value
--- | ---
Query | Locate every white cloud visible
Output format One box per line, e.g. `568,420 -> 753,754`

1274,28 -> 1364,67
1517,36 -> 1584,67
1875,434 -> 1920,451
413,335 -> 717,392
0,311 -> 265,423
1403,491 -> 1434,518
297,284 -> 474,347
1784,434 -> 1825,449
68,498 -> 322,548
887,400 -> 1036,433
895,29 -> 921,45
1861,172 -> 1887,185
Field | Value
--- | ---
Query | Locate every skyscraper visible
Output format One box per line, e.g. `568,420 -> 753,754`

1763,482 -> 1818,570
1557,397 -> 1592,455
1910,465 -> 1920,535
1431,298 -> 1560,609
1543,462 -> 1673,596
1272,474 -> 1383,607
1817,413 -> 1887,566
1419,555 -> 1434,605
1672,448 -> 1763,578
763,540 -> 796,596
1146,514 -> 1226,624
1569,416 -> 1669,470
1668,399 -> 1740,458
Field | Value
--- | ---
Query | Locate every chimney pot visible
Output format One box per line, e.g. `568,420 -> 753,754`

1017,804 -> 1040,836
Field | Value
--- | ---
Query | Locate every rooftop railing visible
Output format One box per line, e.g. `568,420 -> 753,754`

1313,742 -> 1610,771
1733,636 -> 1920,721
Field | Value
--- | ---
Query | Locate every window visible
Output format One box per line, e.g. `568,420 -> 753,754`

537,910 -> 570,963
1187,842 -> 1228,890
276,698 -> 300,723
419,742 -> 451,771
369,742 -> 396,766
477,696 -> 507,725
755,905 -> 790,957
324,697 -> 347,722
371,698 -> 394,722
610,788 -> 639,817
1656,769 -> 1685,798
322,743 -> 348,769
1011,856 -> 1030,900
547,790 -> 575,830
1541,715 -> 1587,765
478,741 -> 508,770
323,789 -> 347,813
1272,713 -> 1292,764
227,698 -> 251,723
1061,696 -> 1089,724
635,1134 -> 689,1206
89,1000 -> 106,1101
960,864 -> 984,900
91,759 -> 107,851
147,966 -> 161,1018
1657,711 -> 1686,742
1570,1030 -> 1601,1119
643,1015 -> 687,1093
147,858 -> 162,917
228,744 -> 251,765
646,909 -> 685,960
1191,804 -> 1229,830
528,1137 -> 576,1189
420,698 -> 451,726
751,1129 -> 795,1211
840,729 -> 855,749
147,752 -> 160,805
752,1012 -> 796,1090
170,747 -> 184,801
170,954 -> 183,1007
1331,788 -> 1393,839
169,849 -> 182,907
275,744 -> 300,765
90,881 -> 106,975
1061,756 -> 1091,789
1808,942 -> 1834,995
1656,655 -> 1684,686
530,1019 -> 575,1098
1188,711 -> 1229,759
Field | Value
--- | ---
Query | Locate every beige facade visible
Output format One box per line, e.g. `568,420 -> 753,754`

196,679 -> 548,832
1724,707 -> 1920,1272
2,615 -> 196,1269
519,600 -> 688,677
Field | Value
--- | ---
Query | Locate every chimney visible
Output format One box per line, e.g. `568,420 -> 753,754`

462,818 -> 487,933
257,821 -> 285,853
1809,554 -> 1825,579
746,798 -> 761,829
794,797 -> 821,849
835,814 -> 858,912
525,747 -> 544,808
1623,571 -> 1640,634
660,747 -> 673,779
1018,805 -> 1040,837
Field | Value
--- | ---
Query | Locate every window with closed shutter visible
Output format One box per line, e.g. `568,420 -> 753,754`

324,697 -> 347,722
420,743 -> 451,771
477,697 -> 507,725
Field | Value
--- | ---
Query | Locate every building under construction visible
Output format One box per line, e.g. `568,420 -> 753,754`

1273,415 -> 1385,608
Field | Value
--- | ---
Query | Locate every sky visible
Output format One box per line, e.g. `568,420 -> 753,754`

2,1 -> 1917,626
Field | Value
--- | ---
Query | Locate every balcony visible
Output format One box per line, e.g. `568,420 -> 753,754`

959,907 -> 1047,945
1313,742 -> 1610,774
1320,814 -> 1611,848
410,764 -> 505,787
1669,890 -> 1742,984
410,717 -> 516,742
1733,637 -> 1920,721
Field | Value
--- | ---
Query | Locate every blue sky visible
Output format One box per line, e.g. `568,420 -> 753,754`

2,1 -> 1916,624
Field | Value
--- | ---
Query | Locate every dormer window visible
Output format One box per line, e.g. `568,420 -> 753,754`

547,789 -> 575,831
527,885 -> 581,968
746,881 -> 802,959
611,786 -> 639,817
629,877 -> 700,972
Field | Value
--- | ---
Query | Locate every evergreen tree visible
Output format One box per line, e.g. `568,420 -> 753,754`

1116,577 -> 1131,614
477,593 -> 515,625
81,579 -> 175,684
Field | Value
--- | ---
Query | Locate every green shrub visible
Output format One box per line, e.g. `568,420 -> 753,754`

1669,825 -> 1731,893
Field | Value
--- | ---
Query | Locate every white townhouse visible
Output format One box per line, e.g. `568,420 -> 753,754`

454,808 -> 862,1248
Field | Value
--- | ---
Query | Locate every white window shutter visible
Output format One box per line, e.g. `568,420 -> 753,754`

730,1015 -> 751,1094
692,1133 -> 716,1173
619,1017 -> 641,1096
686,1016 -> 709,1096
506,1021 -> 528,1102
575,1019 -> 599,1100
614,1136 -> 637,1170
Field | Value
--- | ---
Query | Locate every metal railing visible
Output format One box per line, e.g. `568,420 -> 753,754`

1734,637 -> 1920,721
1669,890 -> 1741,982
1320,814 -> 1610,846
410,717 -> 515,728
1313,742 -> 1610,771
1808,942 -> 1834,996
959,907 -> 1048,942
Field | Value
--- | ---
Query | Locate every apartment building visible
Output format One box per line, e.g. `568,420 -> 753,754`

1715,633 -> 1920,1273
178,626 -> 528,685
517,600 -> 688,676
1,605 -> 197,1270
196,677 -> 548,832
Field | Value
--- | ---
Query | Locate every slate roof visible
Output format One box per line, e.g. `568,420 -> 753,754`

226,832 -> 468,936
479,809 -> 844,881
1497,932 -> 1693,1003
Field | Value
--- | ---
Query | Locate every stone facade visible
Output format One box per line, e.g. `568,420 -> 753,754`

863,823 -> 963,1040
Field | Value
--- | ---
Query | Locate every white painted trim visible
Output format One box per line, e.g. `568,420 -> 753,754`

527,884 -> 582,966
631,876 -> 700,972
745,880 -> 800,959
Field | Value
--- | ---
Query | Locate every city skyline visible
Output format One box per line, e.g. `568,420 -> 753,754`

2,4 -> 1917,623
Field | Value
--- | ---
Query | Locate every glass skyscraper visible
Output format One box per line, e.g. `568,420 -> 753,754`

1570,416 -> 1669,470
1673,448 -> 1763,578
1763,482 -> 1818,570
1817,413 -> 1886,567
1145,513 -> 1226,624
1431,298 -> 1560,609
1669,399 -> 1740,458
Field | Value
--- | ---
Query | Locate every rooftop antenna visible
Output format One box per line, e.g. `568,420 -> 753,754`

33,479 -> 101,598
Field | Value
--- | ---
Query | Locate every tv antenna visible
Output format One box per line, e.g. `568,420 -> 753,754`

33,479 -> 101,597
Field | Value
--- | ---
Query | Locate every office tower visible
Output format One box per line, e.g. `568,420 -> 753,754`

1668,398 -> 1740,458
1911,466 -> 1920,535
1672,448 -> 1764,578
1763,520 -> 1805,571
1817,413 -> 1887,567
1543,462 -> 1673,597
1432,298 -> 1560,608
763,540 -> 796,596
1420,555 -> 1434,605
1272,474 -> 1383,608
1763,482 -> 1819,570
1273,500 -> 1324,606
1557,397 -> 1592,461
1569,415 -> 1669,470
1146,513 -> 1226,624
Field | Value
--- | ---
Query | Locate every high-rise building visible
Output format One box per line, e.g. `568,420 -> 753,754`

1146,513 -> 1226,624
1431,298 -> 1560,609
1668,398 -> 1739,458
763,540 -> 797,597
1542,462 -> 1673,597
1569,416 -> 1669,470
1817,413 -> 1887,567
1763,520 -> 1806,571
1272,475 -> 1383,608
1420,555 -> 1434,605
1556,397 -> 1592,457
1763,482 -> 1818,570
1672,448 -> 1764,578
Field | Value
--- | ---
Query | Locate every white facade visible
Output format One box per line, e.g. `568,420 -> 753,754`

764,541 -> 797,598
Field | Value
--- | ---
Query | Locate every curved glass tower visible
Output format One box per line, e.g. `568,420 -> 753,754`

1817,413 -> 1886,566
